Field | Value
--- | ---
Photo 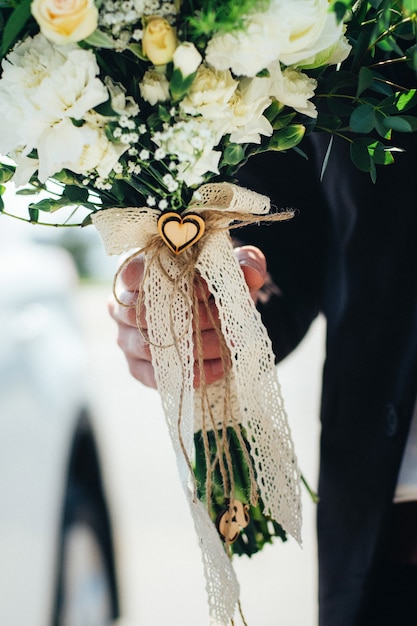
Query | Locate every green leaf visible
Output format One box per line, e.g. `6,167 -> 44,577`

356,67 -> 374,98
83,29 -> 116,49
404,0 -> 417,14
65,185 -> 89,203
28,198 -> 68,213
350,140 -> 372,172
383,115 -> 417,132
222,143 -> 245,166
169,68 -> 197,102
94,99 -> 117,117
267,125 -> 305,151
350,104 -> 376,133
0,164 -> 15,183
396,89 -> 417,113
1,0 -> 32,57
28,207 -> 39,223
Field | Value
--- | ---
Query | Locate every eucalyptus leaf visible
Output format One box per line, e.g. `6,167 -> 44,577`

350,104 -> 376,133
350,140 -> 371,172
356,67 -> 374,97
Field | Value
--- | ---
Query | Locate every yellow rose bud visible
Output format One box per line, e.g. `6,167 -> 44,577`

31,0 -> 98,45
142,17 -> 177,66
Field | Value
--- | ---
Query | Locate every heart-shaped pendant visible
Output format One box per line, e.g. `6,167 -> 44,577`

157,211 -> 205,255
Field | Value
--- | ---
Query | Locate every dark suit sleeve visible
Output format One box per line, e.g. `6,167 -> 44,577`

234,142 -> 329,361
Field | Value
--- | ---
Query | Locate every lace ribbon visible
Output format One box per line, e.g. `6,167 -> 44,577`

92,182 -> 302,625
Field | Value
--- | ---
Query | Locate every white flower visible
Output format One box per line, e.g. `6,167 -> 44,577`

139,68 -> 170,105
228,77 -> 273,144
31,0 -> 98,45
37,117 -> 126,181
205,0 -> 349,76
205,7 -> 282,77
0,34 -> 109,183
180,64 -> 238,120
153,118 -> 221,187
105,77 -> 140,116
269,63 -> 318,118
173,42 -> 202,77
278,2 -> 351,68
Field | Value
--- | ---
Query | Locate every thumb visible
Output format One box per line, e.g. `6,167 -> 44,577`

234,245 -> 267,293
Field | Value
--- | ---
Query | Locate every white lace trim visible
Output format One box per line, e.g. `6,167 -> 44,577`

93,183 -> 302,625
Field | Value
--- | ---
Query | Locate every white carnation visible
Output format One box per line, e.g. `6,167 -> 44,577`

0,33 -> 109,181
139,68 -> 170,105
37,117 -> 126,182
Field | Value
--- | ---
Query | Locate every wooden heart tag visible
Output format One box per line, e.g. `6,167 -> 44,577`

157,212 -> 205,255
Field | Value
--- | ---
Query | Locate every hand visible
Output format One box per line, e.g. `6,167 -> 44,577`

108,245 -> 267,389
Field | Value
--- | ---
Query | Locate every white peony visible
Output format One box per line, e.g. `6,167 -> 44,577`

227,77 -> 273,144
180,65 -> 238,120
269,63 -> 318,118
139,68 -> 170,105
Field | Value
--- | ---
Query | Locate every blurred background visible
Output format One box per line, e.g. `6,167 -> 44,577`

0,188 -> 325,626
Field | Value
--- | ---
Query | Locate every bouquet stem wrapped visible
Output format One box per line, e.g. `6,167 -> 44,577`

93,182 -> 301,624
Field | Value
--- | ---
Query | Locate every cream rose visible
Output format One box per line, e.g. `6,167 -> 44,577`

142,17 -> 176,65
31,0 -> 98,44
180,65 -> 237,119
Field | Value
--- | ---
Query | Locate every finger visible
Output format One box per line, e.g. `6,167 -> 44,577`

235,245 -> 267,294
118,254 -> 145,290
194,358 -> 225,388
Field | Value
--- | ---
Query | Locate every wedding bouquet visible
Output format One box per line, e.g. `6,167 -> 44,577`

0,0 -> 416,623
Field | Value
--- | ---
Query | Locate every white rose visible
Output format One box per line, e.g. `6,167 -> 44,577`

269,64 -> 317,118
180,65 -> 237,119
173,42 -> 202,77
139,69 -> 170,105
227,77 -> 273,144
278,5 -> 351,68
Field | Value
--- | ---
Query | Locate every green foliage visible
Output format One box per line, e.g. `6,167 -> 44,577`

181,0 -> 270,43
0,0 -> 32,58
194,427 -> 287,557
314,0 -> 417,179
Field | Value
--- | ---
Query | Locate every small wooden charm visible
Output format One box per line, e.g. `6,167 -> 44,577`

157,211 -> 205,255
216,500 -> 250,544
